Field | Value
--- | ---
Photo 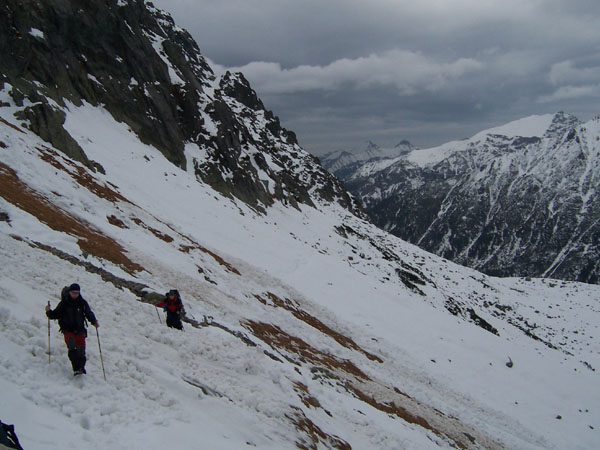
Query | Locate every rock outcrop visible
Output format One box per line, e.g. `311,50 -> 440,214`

0,0 -> 361,215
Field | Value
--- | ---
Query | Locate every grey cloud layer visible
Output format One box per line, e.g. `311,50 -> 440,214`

152,0 -> 600,153
211,51 -> 484,95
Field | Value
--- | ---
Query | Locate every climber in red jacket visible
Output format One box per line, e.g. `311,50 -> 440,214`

156,289 -> 184,330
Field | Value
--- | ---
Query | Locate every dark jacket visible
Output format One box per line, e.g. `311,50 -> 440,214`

47,295 -> 97,334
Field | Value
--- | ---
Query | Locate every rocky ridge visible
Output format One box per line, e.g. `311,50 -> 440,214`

334,113 -> 600,284
0,0 -> 360,215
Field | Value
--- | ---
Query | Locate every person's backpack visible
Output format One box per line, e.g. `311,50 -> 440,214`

0,420 -> 24,450
174,291 -> 184,312
60,285 -> 70,302
54,286 -> 70,333
174,290 -> 182,304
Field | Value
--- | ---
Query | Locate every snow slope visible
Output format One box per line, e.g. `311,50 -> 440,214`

1,104 -> 599,449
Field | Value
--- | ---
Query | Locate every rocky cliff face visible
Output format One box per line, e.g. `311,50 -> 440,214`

338,113 -> 600,284
0,0 -> 361,215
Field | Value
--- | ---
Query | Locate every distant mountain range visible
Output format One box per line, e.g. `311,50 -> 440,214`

324,112 -> 600,284
320,140 -> 417,174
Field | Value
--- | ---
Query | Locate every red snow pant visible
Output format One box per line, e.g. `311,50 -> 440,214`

63,331 -> 87,372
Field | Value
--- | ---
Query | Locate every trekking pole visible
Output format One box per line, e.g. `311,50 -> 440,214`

47,301 -> 51,364
155,306 -> 162,323
96,328 -> 107,381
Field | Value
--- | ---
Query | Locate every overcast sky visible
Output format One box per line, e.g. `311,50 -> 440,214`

151,0 -> 600,155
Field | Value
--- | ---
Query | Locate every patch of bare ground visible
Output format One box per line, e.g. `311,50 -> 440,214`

0,117 -> 25,134
107,214 -> 128,228
244,319 -> 506,450
130,217 -> 174,243
286,406 -> 351,450
243,320 -> 370,380
254,292 -> 382,363
35,145 -> 130,204
0,162 -> 144,274
179,243 -> 241,275
348,382 -> 439,443
35,146 -> 182,247
293,382 -> 331,416
35,145 -> 173,247
347,379 -> 507,450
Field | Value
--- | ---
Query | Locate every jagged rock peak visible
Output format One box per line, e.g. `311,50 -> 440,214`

365,140 -> 379,151
395,139 -> 412,148
219,71 -> 265,112
217,70 -> 298,145
394,139 -> 417,155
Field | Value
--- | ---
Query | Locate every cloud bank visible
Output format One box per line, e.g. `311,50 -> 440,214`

152,0 -> 600,153
212,50 -> 483,95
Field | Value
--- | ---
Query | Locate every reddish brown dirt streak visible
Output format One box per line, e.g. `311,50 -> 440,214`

179,243 -> 241,275
131,217 -> 174,242
0,162 -> 143,274
256,292 -> 383,363
243,320 -> 370,380
286,406 -> 351,450
35,146 -> 131,204
0,117 -> 25,134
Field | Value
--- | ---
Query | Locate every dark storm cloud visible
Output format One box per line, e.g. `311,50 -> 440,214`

152,0 -> 600,154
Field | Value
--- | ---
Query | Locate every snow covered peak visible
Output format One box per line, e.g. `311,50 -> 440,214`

404,114 -> 561,167
471,114 -> 556,140
459,111 -> 580,145
365,140 -> 380,152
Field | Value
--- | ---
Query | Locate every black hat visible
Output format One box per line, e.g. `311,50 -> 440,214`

168,289 -> 176,296
69,283 -> 81,292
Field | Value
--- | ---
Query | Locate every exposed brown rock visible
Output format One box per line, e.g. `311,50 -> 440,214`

0,162 -> 143,274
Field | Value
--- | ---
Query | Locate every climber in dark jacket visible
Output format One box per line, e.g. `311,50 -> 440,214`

156,289 -> 184,330
46,283 -> 99,375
